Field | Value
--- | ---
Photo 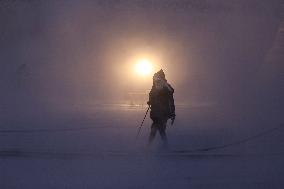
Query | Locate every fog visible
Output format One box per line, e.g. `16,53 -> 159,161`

0,1 -> 283,188
1,0 -> 282,111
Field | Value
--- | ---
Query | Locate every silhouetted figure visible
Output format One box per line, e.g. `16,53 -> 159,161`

147,69 -> 175,148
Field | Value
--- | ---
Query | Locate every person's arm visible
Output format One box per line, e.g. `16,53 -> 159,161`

166,83 -> 176,123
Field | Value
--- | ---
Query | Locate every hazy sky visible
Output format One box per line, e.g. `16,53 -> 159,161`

0,0 -> 282,112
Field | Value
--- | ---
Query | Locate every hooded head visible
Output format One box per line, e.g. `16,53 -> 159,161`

153,69 -> 165,81
153,69 -> 166,90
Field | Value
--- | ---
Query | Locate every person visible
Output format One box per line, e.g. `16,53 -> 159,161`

147,69 -> 175,148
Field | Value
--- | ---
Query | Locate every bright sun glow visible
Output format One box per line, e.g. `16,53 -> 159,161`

135,59 -> 153,76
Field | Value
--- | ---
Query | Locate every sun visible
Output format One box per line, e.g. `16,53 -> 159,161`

135,59 -> 153,76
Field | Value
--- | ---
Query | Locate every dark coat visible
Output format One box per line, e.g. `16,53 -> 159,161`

148,84 -> 175,120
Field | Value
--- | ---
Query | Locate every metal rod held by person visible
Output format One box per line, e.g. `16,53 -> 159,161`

136,106 -> 150,138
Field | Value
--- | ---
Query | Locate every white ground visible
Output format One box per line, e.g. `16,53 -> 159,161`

1,104 -> 283,189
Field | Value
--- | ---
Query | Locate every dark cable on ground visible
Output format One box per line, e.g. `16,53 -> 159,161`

174,124 -> 284,153
0,120 -> 283,156
0,125 -> 116,133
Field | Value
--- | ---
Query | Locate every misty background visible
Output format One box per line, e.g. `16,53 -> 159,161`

0,1 -> 284,188
0,0 -> 283,149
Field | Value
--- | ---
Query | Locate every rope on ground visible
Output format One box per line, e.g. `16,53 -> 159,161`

175,124 -> 284,153
0,122 -> 283,154
0,125 -> 113,133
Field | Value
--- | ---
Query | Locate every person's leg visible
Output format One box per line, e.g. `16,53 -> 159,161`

158,119 -> 168,148
148,122 -> 158,144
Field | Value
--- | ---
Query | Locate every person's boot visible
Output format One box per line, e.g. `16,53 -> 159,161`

147,126 -> 157,149
160,132 -> 169,150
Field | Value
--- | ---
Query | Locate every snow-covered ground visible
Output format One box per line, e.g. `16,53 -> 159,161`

1,104 -> 283,189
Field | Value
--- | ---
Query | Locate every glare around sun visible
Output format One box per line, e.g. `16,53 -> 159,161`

135,59 -> 153,76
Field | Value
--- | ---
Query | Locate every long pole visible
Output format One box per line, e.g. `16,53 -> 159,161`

136,106 -> 150,138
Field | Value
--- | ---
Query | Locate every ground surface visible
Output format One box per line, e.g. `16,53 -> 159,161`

0,104 -> 283,189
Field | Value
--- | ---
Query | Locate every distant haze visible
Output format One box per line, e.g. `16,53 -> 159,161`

0,0 -> 283,121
